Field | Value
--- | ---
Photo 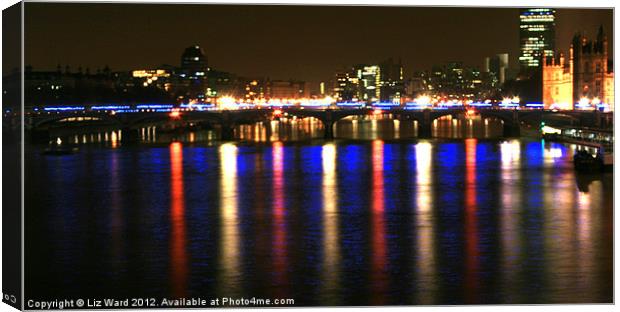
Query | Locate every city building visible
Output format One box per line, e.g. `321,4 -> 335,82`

379,58 -> 404,103
484,53 -> 510,85
542,52 -> 573,109
519,8 -> 556,73
412,62 -> 493,101
357,64 -> 381,102
21,65 -> 174,106
571,27 -> 614,110
243,79 -> 268,101
176,45 -> 209,102
132,69 -> 172,91
180,45 -> 208,75
541,26 -> 615,110
207,69 -> 242,99
404,73 -> 428,98
333,70 -> 360,102
268,80 -> 308,99
332,58 -> 403,103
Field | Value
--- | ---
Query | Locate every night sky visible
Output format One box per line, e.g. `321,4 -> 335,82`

24,3 -> 613,85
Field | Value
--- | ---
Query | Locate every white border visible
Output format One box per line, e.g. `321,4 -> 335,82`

0,1 -> 617,312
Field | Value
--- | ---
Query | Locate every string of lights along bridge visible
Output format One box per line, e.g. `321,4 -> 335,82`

28,95 -> 610,115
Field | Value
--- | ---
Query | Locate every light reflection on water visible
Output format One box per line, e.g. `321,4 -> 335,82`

26,132 -> 612,305
464,138 -> 479,303
169,142 -> 188,298
271,141 -> 289,297
499,140 -> 522,302
370,140 -> 387,304
218,143 -> 240,297
320,143 -> 340,303
414,141 -> 436,304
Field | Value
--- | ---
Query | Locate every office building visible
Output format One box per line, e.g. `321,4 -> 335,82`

332,58 -> 403,103
379,58 -> 404,103
357,65 -> 381,102
519,8 -> 556,72
176,45 -> 209,101
333,70 -> 360,102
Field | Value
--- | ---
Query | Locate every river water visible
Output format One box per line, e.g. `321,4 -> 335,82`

25,117 -> 613,305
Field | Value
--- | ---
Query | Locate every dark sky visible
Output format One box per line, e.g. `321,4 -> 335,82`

24,3 -> 613,84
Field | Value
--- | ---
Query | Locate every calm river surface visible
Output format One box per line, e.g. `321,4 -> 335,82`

25,117 -> 613,305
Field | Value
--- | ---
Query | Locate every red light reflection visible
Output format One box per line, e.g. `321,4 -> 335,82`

464,138 -> 479,303
371,140 -> 387,304
272,142 -> 288,296
169,142 -> 187,298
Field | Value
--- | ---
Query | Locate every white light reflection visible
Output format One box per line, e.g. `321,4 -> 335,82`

414,141 -> 436,304
543,143 -> 564,165
543,163 -> 575,299
110,131 -> 119,148
393,119 -> 400,139
499,140 -> 522,301
270,120 -> 279,141
371,119 -> 378,139
575,180 -> 602,300
218,143 -> 240,296
320,143 -> 340,302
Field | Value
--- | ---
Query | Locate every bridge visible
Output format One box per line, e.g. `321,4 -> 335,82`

15,105 -> 613,142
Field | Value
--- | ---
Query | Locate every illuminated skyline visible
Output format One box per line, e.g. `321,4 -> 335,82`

23,4 -> 613,84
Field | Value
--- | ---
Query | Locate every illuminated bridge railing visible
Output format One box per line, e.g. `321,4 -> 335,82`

23,102 -> 610,115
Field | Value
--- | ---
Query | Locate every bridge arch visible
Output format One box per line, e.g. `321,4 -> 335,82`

478,110 -> 521,137
32,113 -> 120,130
283,109 -> 371,139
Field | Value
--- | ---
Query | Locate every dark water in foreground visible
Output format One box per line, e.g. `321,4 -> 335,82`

26,118 -> 612,305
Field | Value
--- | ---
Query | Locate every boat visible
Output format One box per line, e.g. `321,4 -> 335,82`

573,150 -> 602,172
542,125 -> 613,146
541,125 -> 613,172
573,145 -> 613,172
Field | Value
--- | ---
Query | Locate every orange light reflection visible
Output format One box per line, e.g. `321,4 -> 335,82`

169,142 -> 188,298
371,140 -> 387,304
464,138 -> 479,303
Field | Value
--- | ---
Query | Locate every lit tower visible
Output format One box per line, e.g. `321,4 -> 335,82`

519,8 -> 556,73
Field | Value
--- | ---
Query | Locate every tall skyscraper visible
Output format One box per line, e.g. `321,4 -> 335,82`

519,8 -> 556,72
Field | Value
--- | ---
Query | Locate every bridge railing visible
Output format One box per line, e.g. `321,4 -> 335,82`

15,102 -> 614,116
